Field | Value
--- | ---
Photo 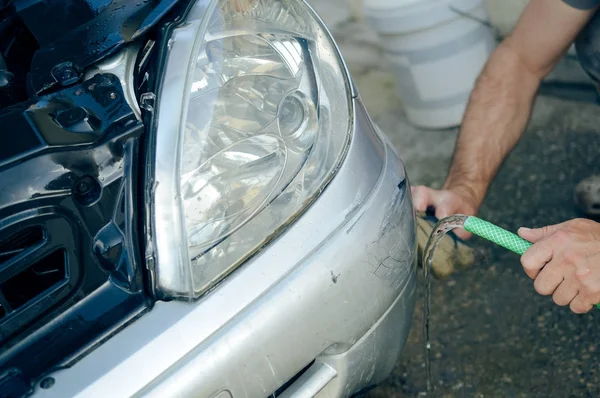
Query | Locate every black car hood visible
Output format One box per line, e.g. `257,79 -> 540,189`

10,0 -> 178,95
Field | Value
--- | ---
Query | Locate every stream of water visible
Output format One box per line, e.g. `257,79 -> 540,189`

421,215 -> 469,395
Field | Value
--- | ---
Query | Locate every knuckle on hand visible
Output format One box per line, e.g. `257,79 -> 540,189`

580,282 -> 600,297
412,189 -> 428,209
570,301 -> 590,314
520,253 -> 534,270
534,277 -> 554,296
569,295 -> 592,314
552,291 -> 571,306
523,268 -> 538,280
571,218 -> 590,229
552,230 -> 570,244
562,251 -> 580,266
575,268 -> 600,287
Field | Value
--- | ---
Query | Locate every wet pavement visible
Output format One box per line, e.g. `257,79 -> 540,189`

307,0 -> 600,396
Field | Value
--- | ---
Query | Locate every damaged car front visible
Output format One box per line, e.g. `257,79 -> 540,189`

0,0 -> 417,397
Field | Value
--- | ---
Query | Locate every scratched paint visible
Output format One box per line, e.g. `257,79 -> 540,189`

365,178 -> 415,289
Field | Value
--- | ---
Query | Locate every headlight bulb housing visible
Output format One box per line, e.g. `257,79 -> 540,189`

147,0 -> 353,299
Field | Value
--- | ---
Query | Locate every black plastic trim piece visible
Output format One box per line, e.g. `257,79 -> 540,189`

0,66 -> 150,397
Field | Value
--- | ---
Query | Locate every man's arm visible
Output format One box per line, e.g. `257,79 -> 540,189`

446,0 -> 597,205
413,0 -> 598,228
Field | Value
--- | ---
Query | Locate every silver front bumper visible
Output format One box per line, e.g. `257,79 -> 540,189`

34,97 -> 417,398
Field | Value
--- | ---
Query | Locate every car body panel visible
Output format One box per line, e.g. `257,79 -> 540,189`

32,98 -> 417,398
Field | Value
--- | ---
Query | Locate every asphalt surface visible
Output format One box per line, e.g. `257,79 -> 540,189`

361,95 -> 600,397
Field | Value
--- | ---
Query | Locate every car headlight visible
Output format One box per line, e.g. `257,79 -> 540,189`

148,0 -> 353,299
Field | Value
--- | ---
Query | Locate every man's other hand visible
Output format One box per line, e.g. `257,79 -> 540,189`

519,219 -> 600,314
411,186 -> 478,240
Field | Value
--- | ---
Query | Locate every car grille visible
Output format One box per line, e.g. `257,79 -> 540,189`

0,227 -> 66,320
0,215 -> 79,346
0,227 -> 45,263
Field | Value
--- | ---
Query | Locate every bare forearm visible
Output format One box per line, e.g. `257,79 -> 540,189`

412,1 -> 596,226
444,41 -> 542,207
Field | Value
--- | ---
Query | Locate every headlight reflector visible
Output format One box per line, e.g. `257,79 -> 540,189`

149,0 -> 352,298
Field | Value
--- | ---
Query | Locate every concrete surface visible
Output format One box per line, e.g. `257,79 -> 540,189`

307,0 -> 600,396
341,0 -> 528,35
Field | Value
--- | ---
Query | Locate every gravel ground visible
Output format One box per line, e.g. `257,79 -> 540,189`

306,1 -> 600,396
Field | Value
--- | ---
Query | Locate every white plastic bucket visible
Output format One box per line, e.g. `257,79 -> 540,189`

363,0 -> 496,129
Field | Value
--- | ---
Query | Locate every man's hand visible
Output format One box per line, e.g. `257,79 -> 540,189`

411,186 -> 478,240
519,219 -> 600,314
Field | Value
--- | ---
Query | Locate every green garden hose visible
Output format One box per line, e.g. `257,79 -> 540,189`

463,216 -> 532,255
463,216 -> 600,309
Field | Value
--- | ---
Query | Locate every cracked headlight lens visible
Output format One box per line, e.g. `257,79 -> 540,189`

149,0 -> 352,299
